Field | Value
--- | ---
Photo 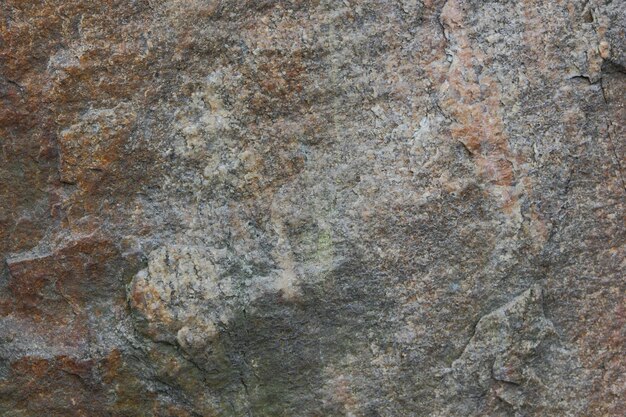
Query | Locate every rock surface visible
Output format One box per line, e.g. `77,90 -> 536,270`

1,1 -> 624,416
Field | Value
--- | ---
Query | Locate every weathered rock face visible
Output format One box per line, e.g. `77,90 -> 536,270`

1,1 -> 624,416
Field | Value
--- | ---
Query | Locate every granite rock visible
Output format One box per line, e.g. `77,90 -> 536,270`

1,0 -> 624,416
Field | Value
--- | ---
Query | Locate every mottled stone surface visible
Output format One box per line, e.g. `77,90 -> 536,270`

1,1 -> 624,416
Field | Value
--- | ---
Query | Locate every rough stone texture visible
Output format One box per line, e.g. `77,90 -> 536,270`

0,1 -> 624,416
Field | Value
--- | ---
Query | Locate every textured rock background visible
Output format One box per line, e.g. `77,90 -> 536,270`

1,1 -> 624,416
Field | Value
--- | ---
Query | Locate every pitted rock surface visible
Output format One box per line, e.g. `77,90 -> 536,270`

1,1 -> 624,416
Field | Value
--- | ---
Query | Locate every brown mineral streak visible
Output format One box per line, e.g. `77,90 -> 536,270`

438,0 -> 518,197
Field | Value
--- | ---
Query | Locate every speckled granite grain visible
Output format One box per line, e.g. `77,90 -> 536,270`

1,1 -> 624,416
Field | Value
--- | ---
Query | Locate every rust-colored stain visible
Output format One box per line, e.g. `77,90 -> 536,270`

432,0 -> 523,214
